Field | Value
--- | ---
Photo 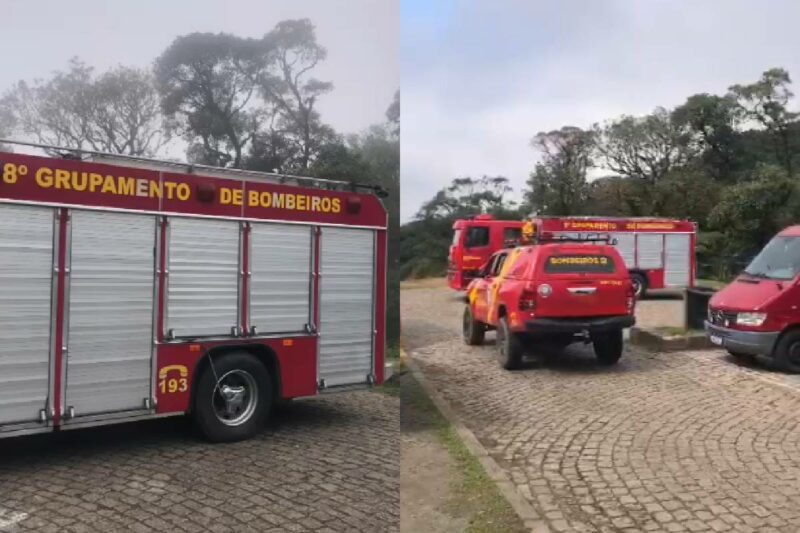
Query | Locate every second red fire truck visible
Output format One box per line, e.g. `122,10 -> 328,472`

0,141 -> 388,442
449,215 -> 697,297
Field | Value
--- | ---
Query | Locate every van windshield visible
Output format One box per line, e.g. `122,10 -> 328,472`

745,236 -> 800,280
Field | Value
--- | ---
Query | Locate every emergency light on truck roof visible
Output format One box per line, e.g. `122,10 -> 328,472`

0,138 -> 389,197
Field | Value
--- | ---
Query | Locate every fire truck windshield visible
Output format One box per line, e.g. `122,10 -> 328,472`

452,229 -> 462,246
745,236 -> 800,280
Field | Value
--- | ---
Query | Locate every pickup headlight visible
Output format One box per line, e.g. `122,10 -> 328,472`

736,312 -> 767,326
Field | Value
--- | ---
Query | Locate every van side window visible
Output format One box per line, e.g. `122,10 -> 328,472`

465,226 -> 490,248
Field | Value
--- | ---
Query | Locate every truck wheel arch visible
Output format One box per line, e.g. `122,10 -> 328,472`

189,344 -> 282,413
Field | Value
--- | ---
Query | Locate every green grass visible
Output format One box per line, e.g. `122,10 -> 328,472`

403,372 -> 526,533
696,278 -> 727,290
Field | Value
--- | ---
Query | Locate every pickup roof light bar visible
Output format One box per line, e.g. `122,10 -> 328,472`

0,138 -> 388,197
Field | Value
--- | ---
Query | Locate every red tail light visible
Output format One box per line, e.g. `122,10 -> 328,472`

519,288 -> 537,311
626,283 -> 635,313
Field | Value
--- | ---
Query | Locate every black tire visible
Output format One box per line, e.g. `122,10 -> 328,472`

496,316 -> 524,370
193,352 -> 272,442
463,305 -> 486,345
773,329 -> 800,373
631,272 -> 647,299
593,329 -> 623,366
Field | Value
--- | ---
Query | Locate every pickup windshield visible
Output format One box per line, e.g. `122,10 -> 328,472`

744,235 -> 800,280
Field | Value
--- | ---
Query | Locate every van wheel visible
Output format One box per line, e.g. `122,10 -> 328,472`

496,317 -> 524,370
631,273 -> 647,299
774,330 -> 800,373
593,330 -> 623,366
463,306 -> 486,345
193,352 -> 272,442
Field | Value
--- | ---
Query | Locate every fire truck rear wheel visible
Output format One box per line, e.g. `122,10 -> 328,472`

496,317 -> 524,370
631,273 -> 647,299
194,352 -> 272,442
463,305 -> 486,345
592,329 -> 623,366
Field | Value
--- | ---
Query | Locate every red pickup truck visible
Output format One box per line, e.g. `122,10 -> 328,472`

463,240 -> 636,369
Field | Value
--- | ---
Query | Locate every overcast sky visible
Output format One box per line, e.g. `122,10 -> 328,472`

400,0 -> 800,221
1,0 -> 397,145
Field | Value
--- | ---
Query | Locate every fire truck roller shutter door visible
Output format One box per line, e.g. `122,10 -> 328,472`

166,218 -> 241,338
248,223 -> 312,334
664,234 -> 691,287
0,205 -> 54,425
65,211 -> 155,416
636,233 -> 663,269
318,227 -> 375,387
611,233 -> 635,268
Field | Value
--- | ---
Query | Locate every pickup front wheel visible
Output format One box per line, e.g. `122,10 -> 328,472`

496,317 -> 524,370
462,306 -> 486,345
592,329 -> 623,366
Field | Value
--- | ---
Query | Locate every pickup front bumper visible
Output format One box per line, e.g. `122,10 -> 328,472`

525,315 -> 635,335
704,321 -> 778,357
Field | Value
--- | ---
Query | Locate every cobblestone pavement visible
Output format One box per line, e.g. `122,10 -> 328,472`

0,392 -> 399,533
402,283 -> 800,533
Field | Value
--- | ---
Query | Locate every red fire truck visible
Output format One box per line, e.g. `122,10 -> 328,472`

0,141 -> 387,442
449,215 -> 697,297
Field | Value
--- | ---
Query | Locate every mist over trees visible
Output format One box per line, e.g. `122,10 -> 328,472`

0,18 -> 400,344
401,67 -> 800,281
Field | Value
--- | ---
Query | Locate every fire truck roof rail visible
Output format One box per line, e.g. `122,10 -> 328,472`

0,138 -> 388,197
533,215 -> 686,221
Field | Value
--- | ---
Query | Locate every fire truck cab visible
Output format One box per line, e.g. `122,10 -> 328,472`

0,142 -> 388,442
463,228 -> 636,370
447,215 -> 525,290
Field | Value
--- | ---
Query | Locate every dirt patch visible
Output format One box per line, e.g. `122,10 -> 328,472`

400,370 -> 526,533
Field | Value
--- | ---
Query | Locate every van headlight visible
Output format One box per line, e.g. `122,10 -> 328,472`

736,312 -> 767,326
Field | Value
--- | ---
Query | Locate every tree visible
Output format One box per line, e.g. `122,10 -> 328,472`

594,107 -> 697,185
3,58 -> 170,156
155,32 -> 265,167
672,93 -> 740,180
417,175 -> 514,220
729,68 -> 799,175
525,126 -> 594,215
709,165 -> 795,252
260,19 -> 334,171
386,90 -> 399,138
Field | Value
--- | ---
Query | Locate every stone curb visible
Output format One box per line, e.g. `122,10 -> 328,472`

629,326 -> 715,352
404,350 -> 550,533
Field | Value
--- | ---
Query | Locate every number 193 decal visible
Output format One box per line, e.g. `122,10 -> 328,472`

158,364 -> 189,394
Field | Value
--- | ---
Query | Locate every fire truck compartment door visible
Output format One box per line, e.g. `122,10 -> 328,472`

65,211 -> 155,416
636,233 -> 663,269
249,223 -> 312,334
166,218 -> 241,338
0,205 -> 54,425
664,233 -> 691,287
611,233 -> 635,268
319,227 -> 375,387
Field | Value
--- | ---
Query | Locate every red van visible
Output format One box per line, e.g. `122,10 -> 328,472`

705,225 -> 800,372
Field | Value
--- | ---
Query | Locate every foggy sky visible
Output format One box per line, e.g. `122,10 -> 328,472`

2,0 -> 398,149
400,0 -> 800,221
